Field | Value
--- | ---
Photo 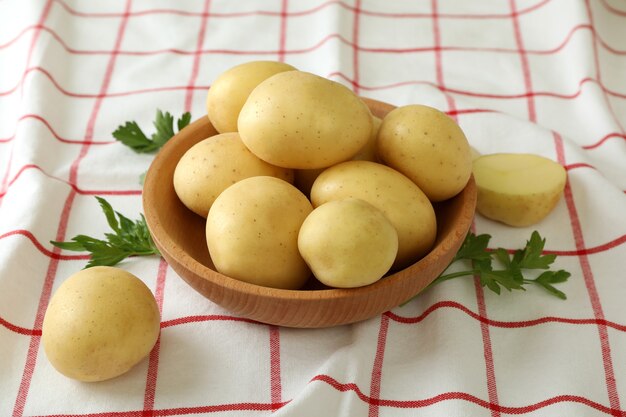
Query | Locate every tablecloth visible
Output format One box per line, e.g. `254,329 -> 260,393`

1,0 -> 625,416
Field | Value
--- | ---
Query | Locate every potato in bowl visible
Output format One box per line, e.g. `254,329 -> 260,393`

142,97 -> 476,328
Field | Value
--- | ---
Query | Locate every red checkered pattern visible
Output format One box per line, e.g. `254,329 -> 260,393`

1,0 -> 625,415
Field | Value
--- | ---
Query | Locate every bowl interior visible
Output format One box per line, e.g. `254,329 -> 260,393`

143,98 -> 476,327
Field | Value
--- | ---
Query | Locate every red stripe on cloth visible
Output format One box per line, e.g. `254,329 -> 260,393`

19,2 -> 53,96
543,235 -> 626,257
585,0 -> 626,135
184,0 -> 211,113
600,0 -> 626,16
329,72 -> 626,99
468,219 -> 501,417
277,0 -> 288,63
0,0 -> 53,211
0,229 -> 89,261
28,401 -> 291,417
387,301 -> 626,332
431,0 -> 458,122
474,278 -> 501,417
6,298 -> 626,340
311,373 -> 621,414
583,133 -> 626,150
7,22 -> 626,58
143,258 -> 169,413
0,163 -> 141,199
11,2 -> 133,415
269,325 -> 283,409
510,0 -> 536,121
367,314 -> 390,417
351,0 -> 362,94
5,66 -> 626,100
553,132 -> 622,416
0,114 -> 114,144
48,0 -> 555,20
12,189 -> 77,417
0,317 -> 42,337
160,314 -> 258,328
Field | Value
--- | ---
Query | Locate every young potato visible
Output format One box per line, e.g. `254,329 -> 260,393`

473,153 -> 567,227
294,116 -> 382,197
470,145 -> 481,161
173,132 -> 293,217
206,176 -> 313,289
351,115 -> 382,162
206,60 -> 297,133
238,71 -> 373,169
311,160 -> 437,270
42,267 -> 160,382
377,104 -> 472,202
298,198 -> 398,288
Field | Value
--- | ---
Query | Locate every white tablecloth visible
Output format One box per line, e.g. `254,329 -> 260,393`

1,0 -> 625,416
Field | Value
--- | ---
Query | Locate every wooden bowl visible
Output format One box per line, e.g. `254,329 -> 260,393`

143,98 -> 476,328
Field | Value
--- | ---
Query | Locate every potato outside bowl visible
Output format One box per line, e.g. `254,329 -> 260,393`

142,98 -> 476,328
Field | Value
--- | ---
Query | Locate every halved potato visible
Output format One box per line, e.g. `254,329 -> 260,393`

472,153 -> 567,227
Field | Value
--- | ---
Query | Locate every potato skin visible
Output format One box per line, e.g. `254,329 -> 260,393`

377,104 -> 472,202
206,60 -> 296,133
42,267 -> 160,382
294,116 -> 382,197
173,132 -> 293,217
206,176 -> 313,289
473,153 -> 567,227
310,160 -> 437,270
238,71 -> 373,169
298,198 -> 398,288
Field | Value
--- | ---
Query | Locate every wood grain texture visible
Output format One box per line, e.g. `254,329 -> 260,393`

142,98 -> 476,328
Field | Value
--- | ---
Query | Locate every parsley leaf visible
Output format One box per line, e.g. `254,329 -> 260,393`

427,231 -> 571,299
51,197 -> 160,268
112,110 -> 191,154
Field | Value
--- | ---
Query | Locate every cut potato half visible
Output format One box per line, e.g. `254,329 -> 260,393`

472,153 -> 567,227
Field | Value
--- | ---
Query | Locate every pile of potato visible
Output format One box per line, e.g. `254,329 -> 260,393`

174,60 -> 567,290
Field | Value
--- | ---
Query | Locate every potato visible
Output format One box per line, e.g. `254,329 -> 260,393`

238,71 -> 373,169
206,60 -> 296,133
173,132 -> 293,217
206,176 -> 312,289
351,115 -> 382,162
42,267 -> 160,382
298,198 -> 398,288
293,116 -> 382,197
472,153 -> 567,227
311,160 -> 437,270
470,145 -> 481,161
377,104 -> 472,202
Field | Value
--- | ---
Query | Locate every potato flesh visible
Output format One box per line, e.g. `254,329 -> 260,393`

473,153 -> 567,227
41,267 -> 160,382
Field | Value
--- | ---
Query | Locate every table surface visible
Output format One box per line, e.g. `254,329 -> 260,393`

1,1 -> 625,416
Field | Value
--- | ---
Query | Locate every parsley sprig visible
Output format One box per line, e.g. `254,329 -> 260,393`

51,197 -> 160,268
430,231 -> 571,299
112,110 -> 191,153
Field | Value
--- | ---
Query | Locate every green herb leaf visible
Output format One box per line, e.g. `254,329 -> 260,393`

420,231 -> 571,301
112,110 -> 192,154
453,232 -> 492,262
51,197 -> 160,268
